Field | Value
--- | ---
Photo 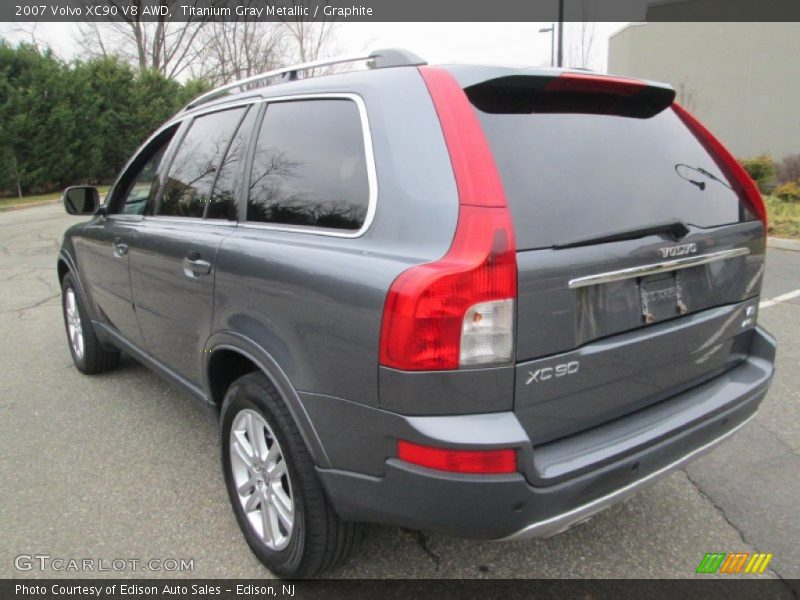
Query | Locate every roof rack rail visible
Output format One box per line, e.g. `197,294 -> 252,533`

184,48 -> 426,111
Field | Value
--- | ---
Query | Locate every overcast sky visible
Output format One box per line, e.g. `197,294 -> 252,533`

331,22 -> 628,71
0,21 -> 629,72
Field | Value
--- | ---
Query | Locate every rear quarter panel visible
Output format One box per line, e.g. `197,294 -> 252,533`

212,68 -> 459,407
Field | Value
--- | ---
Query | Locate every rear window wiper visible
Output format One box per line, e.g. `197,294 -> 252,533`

695,165 -> 732,189
554,219 -> 690,250
675,163 -> 732,191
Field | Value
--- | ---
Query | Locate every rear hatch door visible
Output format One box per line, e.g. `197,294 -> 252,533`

458,68 -> 766,444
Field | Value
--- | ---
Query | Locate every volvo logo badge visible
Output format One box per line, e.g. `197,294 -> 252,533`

659,243 -> 697,258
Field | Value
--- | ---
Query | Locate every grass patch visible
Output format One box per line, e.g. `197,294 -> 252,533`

0,186 -> 111,210
765,195 -> 800,240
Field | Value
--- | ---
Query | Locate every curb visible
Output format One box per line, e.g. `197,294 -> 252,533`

0,199 -> 60,213
768,237 -> 800,252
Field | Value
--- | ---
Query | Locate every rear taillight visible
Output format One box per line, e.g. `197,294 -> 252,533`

672,102 -> 767,226
398,440 -> 518,474
378,67 -> 517,371
380,206 -> 516,370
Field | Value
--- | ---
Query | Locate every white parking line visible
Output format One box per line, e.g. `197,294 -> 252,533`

760,289 -> 800,309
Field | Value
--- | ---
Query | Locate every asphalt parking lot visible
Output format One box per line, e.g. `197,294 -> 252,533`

0,203 -> 798,582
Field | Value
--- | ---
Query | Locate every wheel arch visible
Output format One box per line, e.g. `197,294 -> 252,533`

57,248 -> 82,286
57,257 -> 70,284
57,250 -> 96,322
204,332 -> 331,469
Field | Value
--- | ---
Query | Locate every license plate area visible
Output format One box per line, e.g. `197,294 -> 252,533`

640,272 -> 688,324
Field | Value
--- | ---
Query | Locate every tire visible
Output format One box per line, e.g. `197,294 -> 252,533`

61,272 -> 120,374
220,372 -> 363,578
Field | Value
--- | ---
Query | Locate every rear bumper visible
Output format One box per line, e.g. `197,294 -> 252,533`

314,326 -> 775,540
499,413 -> 753,540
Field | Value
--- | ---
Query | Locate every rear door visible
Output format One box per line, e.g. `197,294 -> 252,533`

465,72 -> 766,444
129,105 -> 257,385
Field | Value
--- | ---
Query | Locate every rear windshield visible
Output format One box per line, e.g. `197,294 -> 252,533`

474,107 -> 749,250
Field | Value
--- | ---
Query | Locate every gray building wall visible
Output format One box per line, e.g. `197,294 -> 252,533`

608,22 -> 800,160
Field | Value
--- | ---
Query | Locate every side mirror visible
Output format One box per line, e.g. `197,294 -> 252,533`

62,186 -> 100,215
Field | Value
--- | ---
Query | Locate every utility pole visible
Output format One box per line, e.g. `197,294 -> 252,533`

557,0 -> 565,67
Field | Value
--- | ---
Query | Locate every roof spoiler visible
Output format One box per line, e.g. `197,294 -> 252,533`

464,72 -> 676,119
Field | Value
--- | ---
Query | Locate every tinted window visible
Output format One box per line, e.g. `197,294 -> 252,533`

158,108 -> 246,218
113,128 -> 176,216
247,99 -> 369,230
476,107 -> 748,250
205,107 -> 257,220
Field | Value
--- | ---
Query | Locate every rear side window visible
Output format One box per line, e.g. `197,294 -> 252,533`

158,107 -> 247,219
247,99 -> 370,231
474,100 -> 749,250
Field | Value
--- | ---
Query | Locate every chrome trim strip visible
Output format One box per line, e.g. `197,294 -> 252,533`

568,248 -> 750,289
143,216 -> 238,227
175,98 -> 261,123
115,94 -> 378,239
104,214 -> 143,222
498,413 -> 755,541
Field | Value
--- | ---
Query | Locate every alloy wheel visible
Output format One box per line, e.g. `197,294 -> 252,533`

65,288 -> 84,360
229,409 -> 295,550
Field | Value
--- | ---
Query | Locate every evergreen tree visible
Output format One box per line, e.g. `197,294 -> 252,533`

0,39 -> 210,196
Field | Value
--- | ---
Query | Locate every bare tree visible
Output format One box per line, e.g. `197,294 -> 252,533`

566,21 -> 596,69
71,0 -> 340,83
280,2 -> 339,73
193,20 -> 288,85
8,23 -> 48,52
564,1 -> 597,69
676,80 -> 699,112
199,12 -> 341,83
75,1 -> 209,79
282,21 -> 336,63
574,22 -> 596,69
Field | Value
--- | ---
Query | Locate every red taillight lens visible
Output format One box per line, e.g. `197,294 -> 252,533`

379,67 -> 517,371
379,206 -> 516,370
398,440 -> 518,474
672,102 -> 767,226
546,72 -> 647,96
417,67 -> 508,209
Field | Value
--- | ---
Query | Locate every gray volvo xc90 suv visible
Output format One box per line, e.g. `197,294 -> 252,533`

58,49 -> 776,577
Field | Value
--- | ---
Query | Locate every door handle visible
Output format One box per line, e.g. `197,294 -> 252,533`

183,256 -> 212,279
113,241 -> 128,258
